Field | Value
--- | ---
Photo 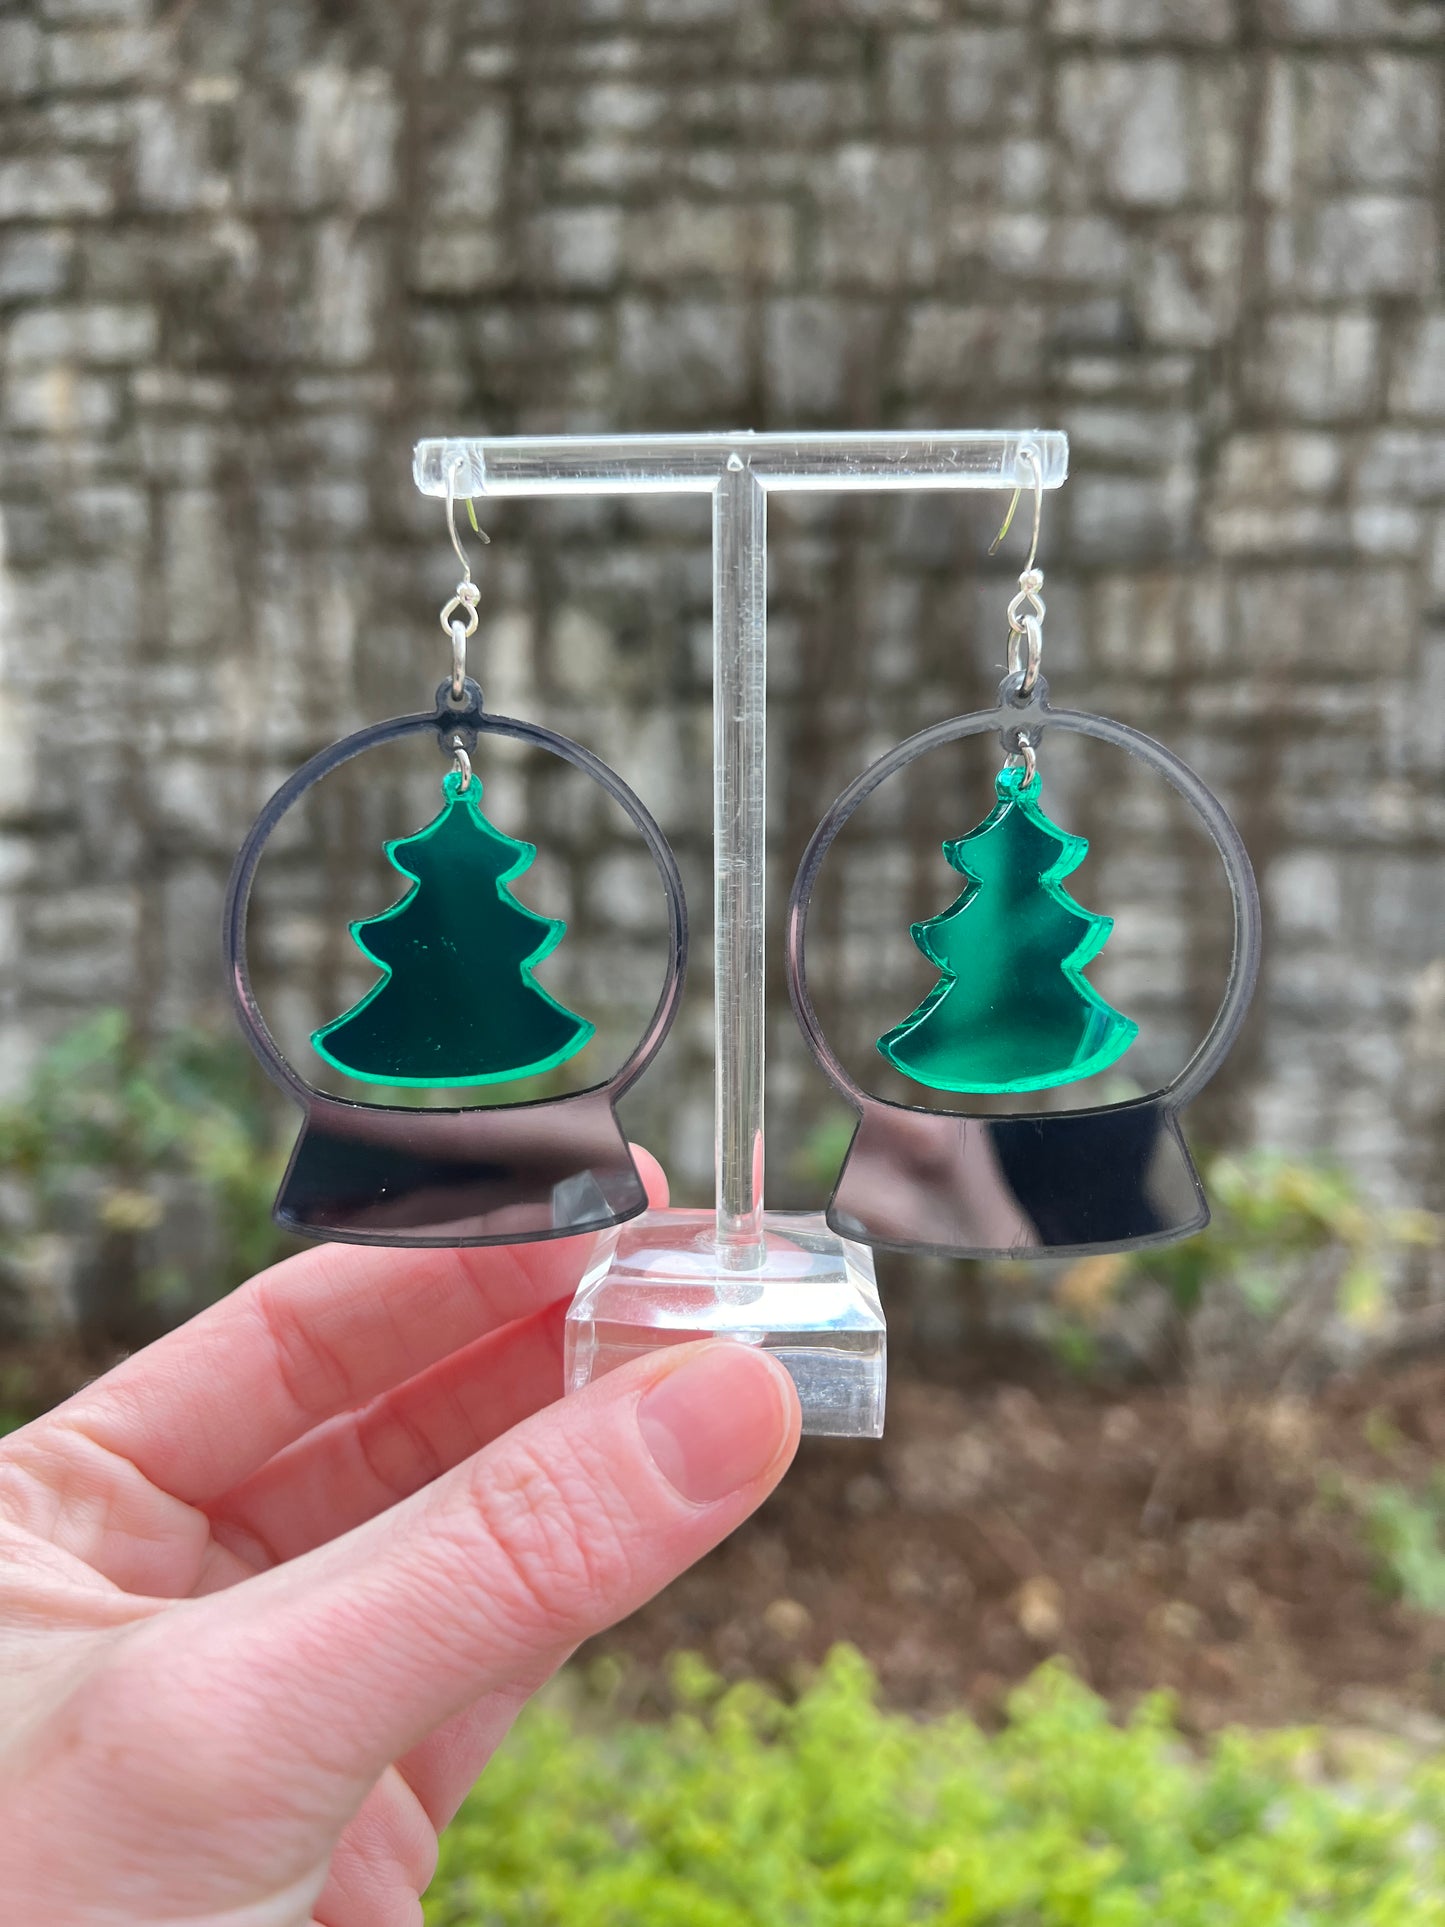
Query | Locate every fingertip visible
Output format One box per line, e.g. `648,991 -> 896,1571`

629,1144 -> 670,1209
635,1341 -> 800,1507
763,1347 -> 804,1460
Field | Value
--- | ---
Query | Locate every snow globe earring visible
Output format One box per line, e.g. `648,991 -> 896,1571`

222,465 -> 688,1247
786,449 -> 1262,1259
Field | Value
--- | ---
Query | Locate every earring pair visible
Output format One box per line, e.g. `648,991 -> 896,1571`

225,459 -> 1258,1259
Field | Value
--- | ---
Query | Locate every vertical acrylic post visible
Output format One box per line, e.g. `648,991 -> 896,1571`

714,457 -> 767,1259
411,432 -> 1070,1437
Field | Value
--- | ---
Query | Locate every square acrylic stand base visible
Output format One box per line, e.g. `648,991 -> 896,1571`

565,1208 -> 886,1438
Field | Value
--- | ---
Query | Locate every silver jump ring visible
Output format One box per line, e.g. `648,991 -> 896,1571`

451,735 -> 472,791
450,618 -> 467,701
1009,731 -> 1038,786
440,580 -> 480,640
1007,611 -> 1043,696
1006,576 -> 1045,635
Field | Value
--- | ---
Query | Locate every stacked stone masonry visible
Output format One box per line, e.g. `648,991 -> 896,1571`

0,0 -> 1442,1299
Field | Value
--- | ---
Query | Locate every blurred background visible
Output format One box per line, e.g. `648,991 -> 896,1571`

4,0 -> 1445,1902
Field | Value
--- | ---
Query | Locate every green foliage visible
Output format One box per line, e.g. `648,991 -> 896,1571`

1356,1477 -> 1445,1618
793,1114 -> 859,1193
1132,1154 -> 1435,1327
0,1010 -> 293,1324
426,1651 -> 1445,1926
1047,1317 -> 1102,1380
1055,1153 -> 1438,1382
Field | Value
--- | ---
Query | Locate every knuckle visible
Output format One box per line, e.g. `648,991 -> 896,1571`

460,1433 -> 640,1647
353,1394 -> 447,1507
0,1437 -> 50,1527
248,1277 -> 358,1421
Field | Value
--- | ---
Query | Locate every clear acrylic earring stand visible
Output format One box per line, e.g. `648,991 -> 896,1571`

412,430 -> 1070,1437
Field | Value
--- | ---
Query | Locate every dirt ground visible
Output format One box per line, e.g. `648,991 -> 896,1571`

593,1358 -> 1445,1735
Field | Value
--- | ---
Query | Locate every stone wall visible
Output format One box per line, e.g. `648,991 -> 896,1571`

1,0 -> 1442,1298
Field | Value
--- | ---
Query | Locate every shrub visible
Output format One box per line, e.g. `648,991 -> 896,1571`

427,1650 -> 1445,1925
0,1010 -> 293,1347
1055,1152 -> 1437,1388
1356,1476 -> 1445,1618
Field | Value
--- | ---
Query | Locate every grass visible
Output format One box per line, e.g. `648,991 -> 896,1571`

426,1649 -> 1445,1926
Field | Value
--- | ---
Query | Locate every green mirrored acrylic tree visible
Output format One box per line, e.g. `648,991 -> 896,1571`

312,769 -> 594,1087
878,763 -> 1136,1095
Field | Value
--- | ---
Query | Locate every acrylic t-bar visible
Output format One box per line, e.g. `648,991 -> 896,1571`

413,430 -> 1069,1438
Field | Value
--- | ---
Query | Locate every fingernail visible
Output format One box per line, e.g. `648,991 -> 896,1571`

637,1344 -> 797,1505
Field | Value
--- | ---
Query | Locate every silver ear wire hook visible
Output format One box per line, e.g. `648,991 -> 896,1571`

990,445 -> 1043,574
440,458 -> 487,697
446,457 -> 490,578
994,446 -> 1046,703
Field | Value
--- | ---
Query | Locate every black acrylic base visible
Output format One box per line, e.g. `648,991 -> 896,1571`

826,1093 -> 1206,1260
275,1088 -> 647,1246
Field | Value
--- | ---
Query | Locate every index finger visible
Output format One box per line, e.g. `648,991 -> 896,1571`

38,1148 -> 667,1506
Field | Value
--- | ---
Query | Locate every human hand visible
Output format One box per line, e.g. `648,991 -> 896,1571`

0,1155 -> 800,1926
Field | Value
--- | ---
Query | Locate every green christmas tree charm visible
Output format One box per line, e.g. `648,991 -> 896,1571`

878,763 -> 1137,1095
312,769 -> 594,1088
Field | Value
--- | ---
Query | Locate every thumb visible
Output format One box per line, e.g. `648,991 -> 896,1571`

155,1342 -> 798,1786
